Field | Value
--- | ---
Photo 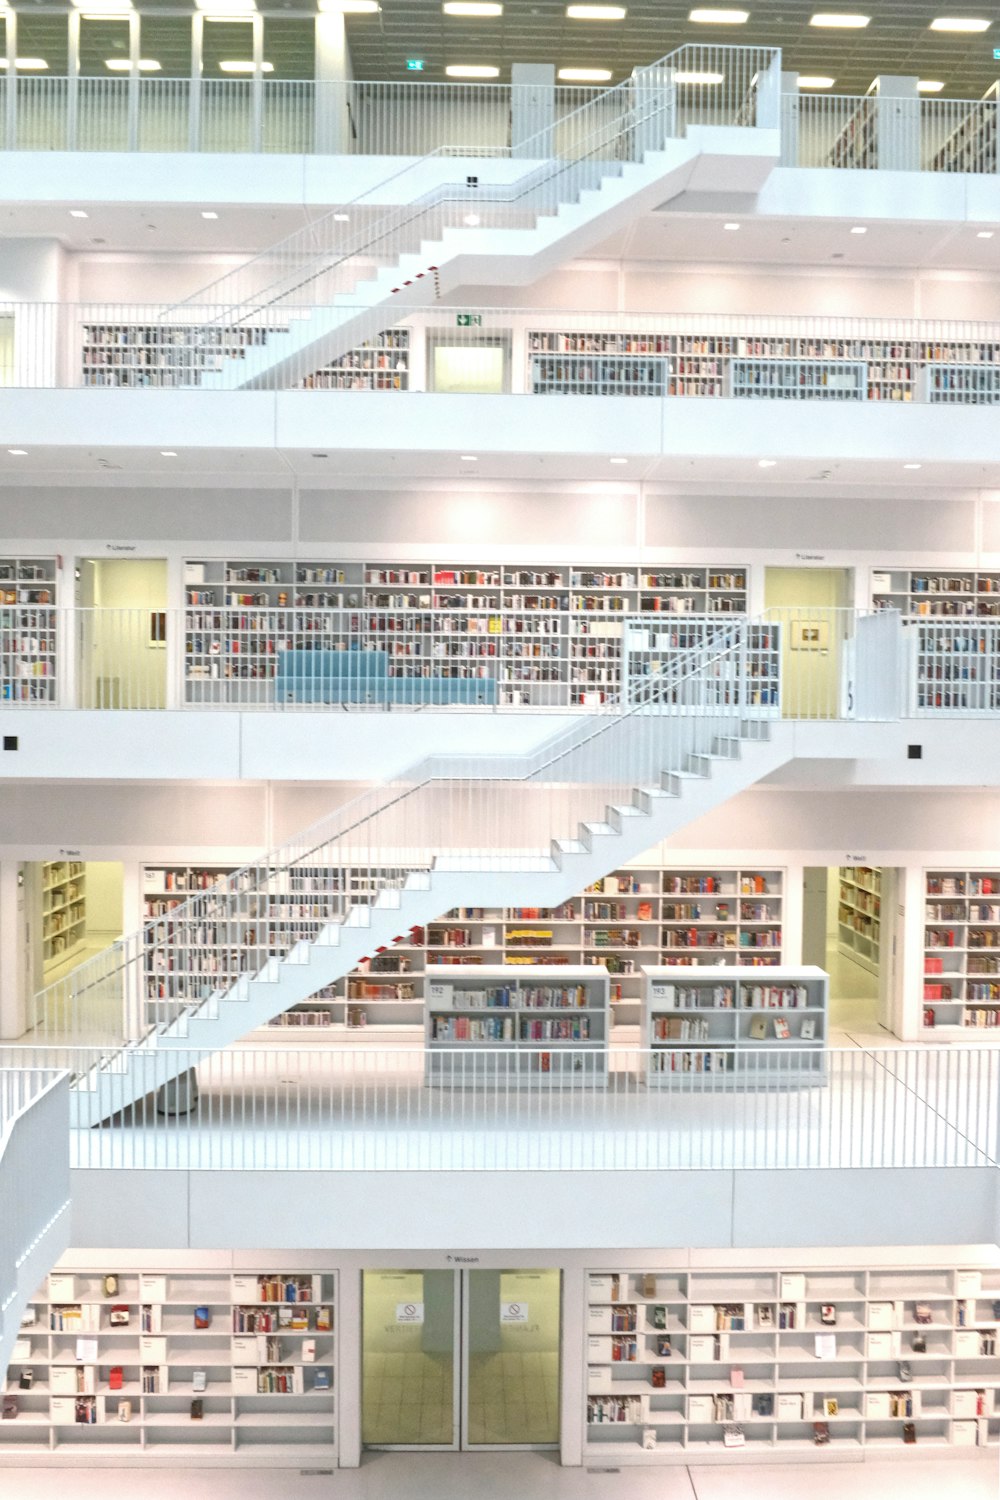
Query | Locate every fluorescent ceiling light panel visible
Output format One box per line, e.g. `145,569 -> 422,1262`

566,5 -> 627,18
810,11 -> 869,25
929,16 -> 989,30
977,230 -> 994,238
219,59 -> 274,71
797,75 -> 835,87
319,0 -> 379,10
689,8 -> 749,22
0,58 -> 48,69
201,210 -> 219,219
199,0 -> 257,16
69,209 -> 89,218
558,67 -> 612,80
443,2 -> 503,13
917,80 -> 944,92
674,70 -> 724,83
74,0 -> 133,12
723,221 -> 740,229
105,58 -> 161,69
445,63 -> 499,76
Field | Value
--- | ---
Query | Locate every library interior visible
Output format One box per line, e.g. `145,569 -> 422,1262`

4,1 -> 1000,1495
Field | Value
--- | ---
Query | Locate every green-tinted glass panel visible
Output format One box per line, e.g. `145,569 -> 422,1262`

466,1268 -> 561,1445
362,1270 -> 456,1446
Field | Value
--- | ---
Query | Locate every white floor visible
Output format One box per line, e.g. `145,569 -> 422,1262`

0,1451 -> 998,1500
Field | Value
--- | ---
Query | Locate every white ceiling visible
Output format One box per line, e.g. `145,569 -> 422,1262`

0,443 -> 994,494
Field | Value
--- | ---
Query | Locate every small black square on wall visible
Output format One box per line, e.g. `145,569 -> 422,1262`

907,744 -> 922,760
2,736 -> 17,751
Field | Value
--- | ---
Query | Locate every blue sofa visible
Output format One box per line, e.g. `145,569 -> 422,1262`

275,649 -> 498,706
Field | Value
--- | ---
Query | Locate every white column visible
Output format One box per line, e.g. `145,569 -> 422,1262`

0,862 -> 26,1040
127,9 -> 140,151
4,10 -> 16,147
337,1258 -> 361,1466
67,9 -> 80,151
314,12 -> 350,155
251,12 -> 264,151
189,14 -> 203,152
511,63 -> 554,158
559,1263 -> 584,1465
779,71 -> 799,167
871,76 -> 920,172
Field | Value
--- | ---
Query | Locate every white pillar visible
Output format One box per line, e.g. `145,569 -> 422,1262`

511,63 -> 554,157
0,861 -> 25,1040
314,12 -> 350,155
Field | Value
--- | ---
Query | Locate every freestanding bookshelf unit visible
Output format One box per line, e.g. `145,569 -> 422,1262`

423,963 -> 610,1088
642,966 -> 828,1084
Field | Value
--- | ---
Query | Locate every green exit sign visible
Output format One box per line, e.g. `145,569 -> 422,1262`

406,58 -> 425,71
456,314 -> 483,327
994,47 -> 1000,59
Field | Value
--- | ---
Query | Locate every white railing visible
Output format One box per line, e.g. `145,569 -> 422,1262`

0,1045 -> 994,1174
26,614 -> 799,1046
174,44 -> 778,325
6,303 -> 1000,396
26,610 -> 905,1047
0,1069 -> 72,1381
789,90 -> 1000,174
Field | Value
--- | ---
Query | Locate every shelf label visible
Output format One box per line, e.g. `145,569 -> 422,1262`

395,1302 -> 424,1325
500,1301 -> 529,1324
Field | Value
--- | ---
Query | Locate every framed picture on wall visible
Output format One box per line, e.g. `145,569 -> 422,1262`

790,621 -> 829,652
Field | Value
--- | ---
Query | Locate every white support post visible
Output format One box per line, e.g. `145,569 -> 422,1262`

870,75 -> 920,171
127,9 -> 140,152
510,63 -> 554,158
251,12 -> 264,152
4,10 -> 16,149
189,15 -> 203,152
779,71 -> 799,166
67,10 -> 80,152
314,11 -> 350,155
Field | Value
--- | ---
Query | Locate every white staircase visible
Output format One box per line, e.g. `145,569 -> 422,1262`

199,127 -> 777,392
67,712 -> 793,1126
0,1071 -> 72,1381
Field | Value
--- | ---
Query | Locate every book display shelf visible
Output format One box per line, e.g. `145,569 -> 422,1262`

182,556 -> 749,707
79,323 -> 280,389
930,84 -> 1000,175
174,863 -> 783,1036
585,1263 -> 1000,1463
836,867 -> 881,976
423,964 -> 610,1087
0,556 -> 58,703
525,331 -> 942,404
298,330 -> 409,391
923,869 -> 1000,1033
41,860 -> 87,973
624,620 -> 780,712
872,569 -> 1000,712
0,1266 -> 336,1463
642,966 -> 827,1083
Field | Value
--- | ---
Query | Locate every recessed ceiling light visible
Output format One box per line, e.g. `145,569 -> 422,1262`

929,17 -> 989,31
850,225 -> 867,234
219,60 -> 274,72
0,59 -> 49,70
810,11 -> 869,26
609,457 -> 628,464
903,463 -> 921,470
333,213 -> 350,222
69,209 -> 89,219
689,8 -> 749,22
7,449 -> 27,456
318,0 -> 379,10
160,451 -> 178,458
74,0 -> 132,11
558,67 -> 612,81
461,454 -> 478,461
443,1 -> 502,13
917,80 -> 944,92
566,4 -> 627,16
758,459 -> 777,468
978,230 -> 994,238
105,58 -> 161,70
674,71 -> 724,84
445,63 -> 499,77
797,76 -> 835,88
463,213 -> 481,225
723,221 -> 740,230
201,211 -> 219,219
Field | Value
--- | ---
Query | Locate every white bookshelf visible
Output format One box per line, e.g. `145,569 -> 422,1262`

837,866 -> 881,976
585,1263 -> 1000,1462
642,965 -> 827,1083
423,963 -> 610,1087
729,358 -> 867,402
79,322 -> 283,389
923,869 -> 1000,1035
299,329 -> 410,391
1,1266 -> 335,1462
181,556 -> 749,709
41,860 -> 87,973
0,556 -> 58,704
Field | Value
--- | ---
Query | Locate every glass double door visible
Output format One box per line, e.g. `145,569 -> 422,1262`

362,1268 -> 560,1450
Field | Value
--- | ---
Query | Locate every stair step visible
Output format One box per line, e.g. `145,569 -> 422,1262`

581,822 -> 616,838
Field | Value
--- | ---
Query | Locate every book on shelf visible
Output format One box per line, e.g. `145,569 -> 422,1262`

814,1334 -> 837,1360
813,1421 -> 831,1446
820,1304 -> 837,1325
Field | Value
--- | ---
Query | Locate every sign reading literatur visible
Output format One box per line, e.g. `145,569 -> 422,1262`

500,1302 -> 529,1324
395,1302 -> 424,1325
